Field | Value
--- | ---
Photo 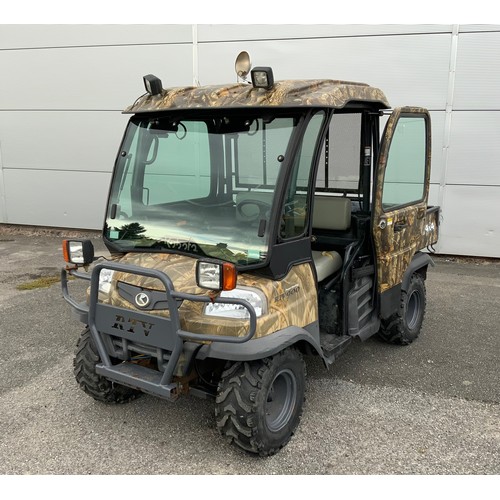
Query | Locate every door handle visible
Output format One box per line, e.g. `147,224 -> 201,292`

394,221 -> 408,232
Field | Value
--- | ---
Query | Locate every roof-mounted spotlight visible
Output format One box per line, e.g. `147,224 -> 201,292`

143,74 -> 163,96
235,51 -> 252,83
251,67 -> 274,90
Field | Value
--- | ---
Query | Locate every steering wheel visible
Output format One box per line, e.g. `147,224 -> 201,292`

236,199 -> 272,222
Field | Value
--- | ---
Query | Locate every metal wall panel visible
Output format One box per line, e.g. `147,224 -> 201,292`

458,25 -> 500,33
0,24 -> 192,49
438,185 -> 500,257
0,111 -> 128,172
0,143 -> 6,222
454,32 -> 500,110
198,24 -> 453,42
2,168 -> 111,228
428,111 -> 446,185
198,34 -> 451,109
0,44 -> 193,110
428,183 -> 440,207
447,111 -> 500,185
0,24 -> 499,258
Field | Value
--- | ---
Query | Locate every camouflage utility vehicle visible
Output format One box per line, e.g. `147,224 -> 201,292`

62,54 -> 439,456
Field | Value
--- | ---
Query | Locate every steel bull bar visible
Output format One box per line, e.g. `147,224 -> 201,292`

61,261 -> 257,400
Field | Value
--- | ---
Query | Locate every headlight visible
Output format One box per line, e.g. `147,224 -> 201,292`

62,239 -> 94,266
196,260 -> 237,291
204,287 -> 267,319
98,269 -> 115,295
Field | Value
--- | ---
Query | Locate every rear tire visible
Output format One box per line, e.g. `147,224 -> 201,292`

378,273 -> 426,345
73,328 -> 141,404
215,348 -> 305,456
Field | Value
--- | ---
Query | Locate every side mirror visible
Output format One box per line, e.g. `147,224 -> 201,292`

62,239 -> 95,266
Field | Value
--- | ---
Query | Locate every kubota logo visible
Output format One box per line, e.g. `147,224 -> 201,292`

112,315 -> 154,337
135,292 -> 150,308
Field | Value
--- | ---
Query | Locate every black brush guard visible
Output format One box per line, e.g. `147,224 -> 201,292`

62,261 -> 257,400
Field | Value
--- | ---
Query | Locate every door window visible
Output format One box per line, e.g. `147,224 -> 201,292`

382,116 -> 426,209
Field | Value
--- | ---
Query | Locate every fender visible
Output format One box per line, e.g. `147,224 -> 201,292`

196,323 -> 324,362
402,251 -> 434,291
379,252 -> 434,319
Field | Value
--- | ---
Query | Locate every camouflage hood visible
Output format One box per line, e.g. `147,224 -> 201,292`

112,252 -> 203,295
103,252 -> 318,339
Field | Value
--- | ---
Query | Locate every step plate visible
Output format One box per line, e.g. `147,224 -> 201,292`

320,333 -> 352,364
96,362 -> 178,401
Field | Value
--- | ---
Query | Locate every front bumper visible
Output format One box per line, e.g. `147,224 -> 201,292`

61,261 -> 257,400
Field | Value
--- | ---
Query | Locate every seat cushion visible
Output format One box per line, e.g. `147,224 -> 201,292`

312,250 -> 342,282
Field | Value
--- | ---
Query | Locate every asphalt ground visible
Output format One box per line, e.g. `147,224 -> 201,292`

0,227 -> 499,478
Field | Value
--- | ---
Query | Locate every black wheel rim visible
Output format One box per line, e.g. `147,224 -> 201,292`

265,369 -> 297,432
406,289 -> 421,330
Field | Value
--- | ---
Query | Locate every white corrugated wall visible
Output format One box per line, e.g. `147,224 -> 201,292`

0,24 -> 499,257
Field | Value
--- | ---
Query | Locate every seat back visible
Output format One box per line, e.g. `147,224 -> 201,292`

312,196 -> 351,231
235,191 -> 274,221
234,192 -> 352,231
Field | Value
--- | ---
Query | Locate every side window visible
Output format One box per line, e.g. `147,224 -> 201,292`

236,117 -> 294,187
316,113 -> 361,192
280,112 -> 325,239
382,116 -> 426,209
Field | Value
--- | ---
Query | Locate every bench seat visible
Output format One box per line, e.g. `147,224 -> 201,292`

312,250 -> 343,282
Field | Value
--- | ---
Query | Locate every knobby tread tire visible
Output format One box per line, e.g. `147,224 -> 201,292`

215,348 -> 305,457
73,328 -> 140,404
378,273 -> 427,345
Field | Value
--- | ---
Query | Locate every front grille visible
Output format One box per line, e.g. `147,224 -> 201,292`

117,281 -> 183,311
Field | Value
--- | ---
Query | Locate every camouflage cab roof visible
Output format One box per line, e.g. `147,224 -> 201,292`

124,79 -> 390,113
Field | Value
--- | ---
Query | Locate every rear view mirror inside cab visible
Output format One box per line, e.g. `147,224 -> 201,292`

148,118 -> 181,134
218,117 -> 259,134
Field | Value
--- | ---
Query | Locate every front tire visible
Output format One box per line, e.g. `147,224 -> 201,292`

73,328 -> 141,404
378,273 -> 427,345
215,348 -> 306,456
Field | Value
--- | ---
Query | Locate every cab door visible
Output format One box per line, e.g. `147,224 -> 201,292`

372,107 -> 432,294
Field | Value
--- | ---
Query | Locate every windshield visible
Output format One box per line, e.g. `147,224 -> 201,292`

104,111 -> 304,265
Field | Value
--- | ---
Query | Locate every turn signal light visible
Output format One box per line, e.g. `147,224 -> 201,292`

222,263 -> 237,291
